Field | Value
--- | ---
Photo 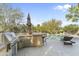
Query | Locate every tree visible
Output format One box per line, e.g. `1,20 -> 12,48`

34,19 -> 62,34
63,24 -> 79,34
0,4 -> 23,32
66,4 -> 79,22
32,25 -> 37,32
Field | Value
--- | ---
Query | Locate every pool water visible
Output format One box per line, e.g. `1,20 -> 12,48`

46,34 -> 64,41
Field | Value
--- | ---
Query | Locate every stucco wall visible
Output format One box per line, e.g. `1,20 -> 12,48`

32,35 -> 43,47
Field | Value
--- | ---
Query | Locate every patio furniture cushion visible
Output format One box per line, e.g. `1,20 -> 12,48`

63,36 -> 73,41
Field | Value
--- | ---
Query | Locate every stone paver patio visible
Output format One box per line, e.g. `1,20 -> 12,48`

17,36 -> 79,56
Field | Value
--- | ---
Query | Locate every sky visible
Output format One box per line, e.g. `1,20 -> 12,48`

10,3 -> 79,27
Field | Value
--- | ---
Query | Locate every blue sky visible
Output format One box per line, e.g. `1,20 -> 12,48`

10,3 -> 79,26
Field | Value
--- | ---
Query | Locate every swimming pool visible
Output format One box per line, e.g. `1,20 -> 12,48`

46,34 -> 64,41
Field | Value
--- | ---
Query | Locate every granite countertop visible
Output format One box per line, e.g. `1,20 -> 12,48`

32,32 -> 46,36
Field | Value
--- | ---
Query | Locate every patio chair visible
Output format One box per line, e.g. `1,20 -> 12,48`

63,36 -> 74,45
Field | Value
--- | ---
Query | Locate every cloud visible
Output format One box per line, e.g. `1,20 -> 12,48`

54,4 -> 71,11
64,4 -> 71,9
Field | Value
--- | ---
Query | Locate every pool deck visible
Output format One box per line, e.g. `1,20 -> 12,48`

17,37 -> 79,56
